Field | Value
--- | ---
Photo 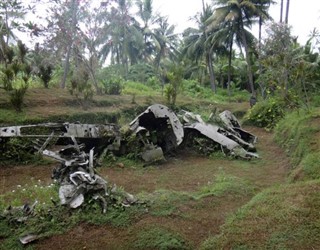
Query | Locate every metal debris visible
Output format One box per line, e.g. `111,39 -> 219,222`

179,110 -> 258,159
2,201 -> 38,223
130,104 -> 184,149
0,104 -> 258,161
44,144 -> 137,212
19,234 -> 41,245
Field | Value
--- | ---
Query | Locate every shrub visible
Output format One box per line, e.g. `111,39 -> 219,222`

244,97 -> 286,129
102,76 -> 123,95
69,66 -> 94,109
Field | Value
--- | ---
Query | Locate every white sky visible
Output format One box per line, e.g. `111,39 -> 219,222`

17,0 -> 320,47
153,0 -> 320,45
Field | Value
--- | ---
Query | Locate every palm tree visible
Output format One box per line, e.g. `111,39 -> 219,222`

182,3 -> 217,92
135,0 -> 154,61
99,0 -> 144,76
209,0 -> 265,95
256,0 -> 274,98
153,16 -> 179,69
207,22 -> 237,94
0,0 -> 26,67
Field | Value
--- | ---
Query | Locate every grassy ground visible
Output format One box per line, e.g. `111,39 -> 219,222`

0,87 -> 318,249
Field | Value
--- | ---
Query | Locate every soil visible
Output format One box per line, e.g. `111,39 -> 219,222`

0,126 -> 292,249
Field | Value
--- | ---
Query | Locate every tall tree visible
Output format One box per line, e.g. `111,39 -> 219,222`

183,3 -> 217,92
0,0 -> 28,66
153,16 -> 179,70
99,0 -> 143,75
135,0 -> 156,61
256,0 -> 274,98
44,0 -> 82,89
60,0 -> 78,89
210,0 -> 264,95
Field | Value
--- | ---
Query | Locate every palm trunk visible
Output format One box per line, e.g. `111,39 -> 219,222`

280,0 -> 284,22
207,51 -> 216,93
239,21 -> 255,96
60,0 -> 78,89
285,0 -> 290,24
202,0 -> 216,93
258,15 -> 266,98
227,39 -> 233,96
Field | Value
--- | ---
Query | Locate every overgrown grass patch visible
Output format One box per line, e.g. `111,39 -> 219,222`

122,81 -> 160,96
182,80 -> 250,104
133,226 -> 191,250
0,181 -> 145,249
274,108 -> 320,181
138,190 -> 192,217
194,171 -> 256,200
200,180 -> 320,249
76,203 -> 146,227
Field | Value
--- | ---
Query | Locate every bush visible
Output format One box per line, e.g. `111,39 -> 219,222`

102,76 -> 123,95
244,97 -> 286,129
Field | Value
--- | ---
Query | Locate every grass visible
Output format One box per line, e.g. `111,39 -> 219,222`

200,180 -> 320,249
194,171 -> 256,200
0,180 -> 145,249
2,85 -> 319,249
138,190 -> 192,217
274,108 -> 320,181
122,81 -> 161,96
133,226 -> 191,250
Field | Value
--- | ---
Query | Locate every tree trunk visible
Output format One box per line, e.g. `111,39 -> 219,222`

280,0 -> 284,22
60,47 -> 72,89
227,39 -> 233,96
202,0 -> 216,93
240,23 -> 255,96
207,51 -> 216,93
285,0 -> 290,24
60,0 -> 78,89
258,15 -> 266,98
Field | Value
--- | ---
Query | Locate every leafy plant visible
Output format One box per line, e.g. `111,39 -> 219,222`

0,42 -> 31,112
0,138 -> 39,165
244,97 -> 287,129
69,65 -> 94,109
102,76 -> 123,95
165,64 -> 184,106
38,64 -> 53,88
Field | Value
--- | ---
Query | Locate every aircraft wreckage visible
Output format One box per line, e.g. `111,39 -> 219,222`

1,104 -> 258,244
0,104 -> 258,161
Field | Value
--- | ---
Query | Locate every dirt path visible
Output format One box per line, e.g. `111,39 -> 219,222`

0,127 -> 291,249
